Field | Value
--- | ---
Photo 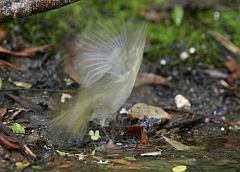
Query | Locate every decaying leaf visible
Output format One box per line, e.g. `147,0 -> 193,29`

172,165 -> 187,172
0,24 -> 6,40
140,151 -> 162,157
15,162 -> 30,169
0,44 -> 50,58
13,81 -> 32,89
162,135 -> 191,150
0,134 -> 19,149
225,59 -> 240,79
135,73 -> 171,87
129,103 -> 171,121
0,107 -> 7,121
0,59 -> 27,71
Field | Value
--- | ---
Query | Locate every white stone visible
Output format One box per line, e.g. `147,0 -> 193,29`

175,94 -> 191,111
189,47 -> 196,54
160,59 -> 167,65
180,51 -> 189,61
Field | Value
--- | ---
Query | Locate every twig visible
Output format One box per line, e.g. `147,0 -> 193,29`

209,30 -> 240,56
1,88 -> 78,93
0,0 -> 80,22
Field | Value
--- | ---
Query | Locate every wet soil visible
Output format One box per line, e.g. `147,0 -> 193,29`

0,48 -> 239,171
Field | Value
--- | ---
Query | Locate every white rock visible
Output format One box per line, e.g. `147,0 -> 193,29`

160,59 -> 167,65
180,51 -> 189,61
189,47 -> 196,54
175,94 -> 191,111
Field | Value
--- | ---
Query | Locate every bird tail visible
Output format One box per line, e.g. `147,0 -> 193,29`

50,91 -> 93,140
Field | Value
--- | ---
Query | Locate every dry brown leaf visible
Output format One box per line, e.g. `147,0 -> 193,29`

0,44 -> 50,58
225,59 -> 240,79
140,130 -> 149,145
0,24 -> 6,40
0,107 -> 7,121
225,59 -> 240,73
135,73 -> 171,87
0,134 -> 19,149
0,59 -> 27,71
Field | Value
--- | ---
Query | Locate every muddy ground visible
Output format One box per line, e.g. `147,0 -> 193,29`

0,48 -> 239,171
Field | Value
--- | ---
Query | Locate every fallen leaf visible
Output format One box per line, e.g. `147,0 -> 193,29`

0,24 -> 6,40
140,151 -> 162,157
225,59 -> 240,79
0,44 -> 50,58
11,123 -> 25,134
122,157 -> 136,161
15,162 -> 30,169
89,130 -> 101,141
0,134 -> 19,149
172,165 -> 187,172
162,135 -> 191,151
0,59 -> 27,71
13,81 -> 32,89
204,69 -> 228,79
172,5 -> 184,26
0,107 -> 7,121
0,78 -> 2,89
56,150 -> 75,157
140,130 -> 149,145
135,73 -> 171,87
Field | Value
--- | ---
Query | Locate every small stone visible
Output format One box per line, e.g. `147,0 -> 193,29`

175,94 -> 191,111
213,11 -> 220,20
180,51 -> 189,61
189,47 -> 196,54
160,59 -> 167,65
120,108 -> 129,114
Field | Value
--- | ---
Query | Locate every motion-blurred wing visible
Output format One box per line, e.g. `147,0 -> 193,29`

73,20 -> 140,87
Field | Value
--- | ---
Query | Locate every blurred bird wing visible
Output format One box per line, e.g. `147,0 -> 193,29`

73,20 -> 130,87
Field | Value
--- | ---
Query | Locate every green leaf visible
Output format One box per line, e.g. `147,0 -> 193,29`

0,79 -> 3,89
172,5 -> 184,26
56,150 -> 75,157
88,130 -> 100,141
32,165 -> 44,170
91,148 -> 96,156
11,123 -> 25,134
122,156 -> 137,161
